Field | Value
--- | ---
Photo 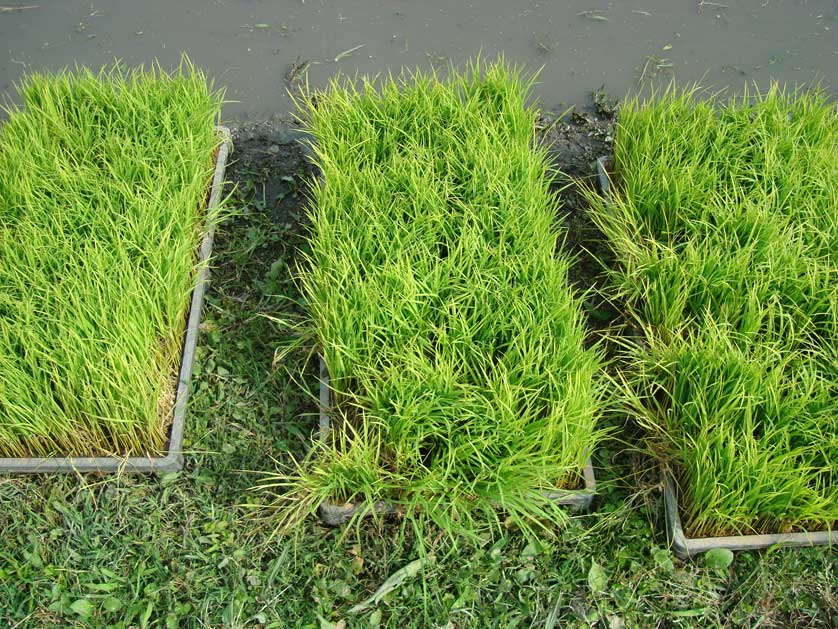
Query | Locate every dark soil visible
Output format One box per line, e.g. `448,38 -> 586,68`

540,101 -> 620,335
217,118 -> 314,302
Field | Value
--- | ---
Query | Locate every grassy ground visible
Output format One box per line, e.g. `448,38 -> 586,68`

0,110 -> 835,628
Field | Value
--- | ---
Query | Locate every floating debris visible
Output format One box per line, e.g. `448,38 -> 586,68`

578,9 -> 610,22
0,4 -> 39,12
334,44 -> 365,63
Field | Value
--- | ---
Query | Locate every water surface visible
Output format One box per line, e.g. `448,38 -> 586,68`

1,0 -> 835,118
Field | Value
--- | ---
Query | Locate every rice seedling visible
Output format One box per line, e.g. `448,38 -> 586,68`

263,60 -> 606,538
587,84 -> 837,536
0,61 -> 224,458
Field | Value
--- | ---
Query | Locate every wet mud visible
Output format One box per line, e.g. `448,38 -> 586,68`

2,1 -> 835,119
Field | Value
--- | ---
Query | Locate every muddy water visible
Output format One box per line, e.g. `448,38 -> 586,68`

1,1 -> 835,118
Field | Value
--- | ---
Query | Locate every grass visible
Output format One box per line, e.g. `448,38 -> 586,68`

587,84 -> 837,537
261,61 -> 606,538
0,119 -> 834,626
0,62 -> 223,458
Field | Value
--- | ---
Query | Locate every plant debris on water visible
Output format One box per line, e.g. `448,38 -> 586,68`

0,61 -> 223,458
261,60 -> 607,538
587,84 -> 837,537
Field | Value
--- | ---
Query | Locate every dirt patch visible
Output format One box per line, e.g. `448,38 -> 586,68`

216,118 -> 315,298
541,97 -> 619,335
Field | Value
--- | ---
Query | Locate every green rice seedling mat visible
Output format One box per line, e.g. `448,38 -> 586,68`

0,65 -> 228,471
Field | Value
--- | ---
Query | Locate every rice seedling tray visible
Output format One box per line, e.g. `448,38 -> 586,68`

0,126 -> 231,475
596,156 -> 835,558
663,472 -> 834,559
316,359 -> 597,526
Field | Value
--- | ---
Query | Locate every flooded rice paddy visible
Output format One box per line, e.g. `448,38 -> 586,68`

1,0 -> 836,118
